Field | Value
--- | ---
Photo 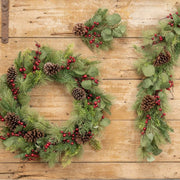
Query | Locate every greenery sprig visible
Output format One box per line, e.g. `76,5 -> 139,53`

73,8 -> 126,51
134,9 -> 180,162
0,43 -> 112,167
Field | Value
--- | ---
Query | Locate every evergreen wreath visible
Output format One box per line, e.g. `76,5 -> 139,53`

0,43 -> 112,167
73,8 -> 126,51
134,9 -> 180,162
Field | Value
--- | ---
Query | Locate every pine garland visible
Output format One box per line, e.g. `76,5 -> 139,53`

73,8 -> 126,51
134,9 -> 180,162
0,43 -> 112,167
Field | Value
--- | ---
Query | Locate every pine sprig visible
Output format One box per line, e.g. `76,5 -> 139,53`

73,8 -> 126,51
134,10 -> 180,161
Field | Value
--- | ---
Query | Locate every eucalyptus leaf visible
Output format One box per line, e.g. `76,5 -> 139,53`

142,65 -> 155,77
81,80 -> 92,90
100,118 -> 110,127
143,78 -> 153,88
101,28 -> 113,42
147,156 -> 155,162
106,14 -> 121,26
112,25 -> 126,37
147,133 -> 154,142
92,15 -> 102,23
87,66 -> 99,77
174,27 -> 180,35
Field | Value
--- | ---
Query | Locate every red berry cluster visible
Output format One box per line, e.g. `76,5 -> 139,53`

0,136 -> 6,140
44,142 -> 52,152
167,12 -> 180,27
7,131 -> 24,137
33,43 -> 41,72
61,56 -> 76,70
25,149 -> 39,161
82,74 -> 99,84
151,34 -> 164,45
19,67 -> 27,79
141,114 -> 151,135
84,22 -> 103,48
87,95 -> 101,109
9,79 -> 19,100
166,76 -> 174,91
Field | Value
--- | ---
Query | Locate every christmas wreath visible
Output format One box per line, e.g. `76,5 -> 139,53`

0,43 -> 112,167
73,8 -> 126,51
134,9 -> 180,161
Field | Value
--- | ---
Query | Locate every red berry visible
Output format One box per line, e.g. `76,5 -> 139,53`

85,35 -> 87,38
1,118 -> 4,122
96,44 -> 99,48
60,131 -> 63,133
68,60 -> 72,63
94,22 -> 96,24
14,96 -> 17,100
63,134 -> 66,137
23,67 -> 26,71
71,142 -> 74,145
88,102 -> 90,105
99,41 -> 103,45
167,16 -> 169,18
19,68 -> 23,72
96,22 -> 99,25
94,101 -> 97,105
149,117 -> 151,120
38,60 -> 41,63
91,77 -> 94,80
154,34 -> 157,37
159,108 -> 162,111
171,23 -> 174,27
34,56 -> 37,59
152,37 -> 154,40
143,127 -> 146,131
66,67 -> 70,70
102,115 -> 104,119
163,113 -> 166,116
83,75 -> 87,78
88,34 -> 91,37
10,79 -> 14,83
25,154 -> 29,157
33,66 -> 36,70
141,131 -> 145,135
98,100 -> 101,103
67,140 -> 70,143
146,115 -> 150,118
93,105 -> 96,108
94,32 -> 97,35
61,65 -> 64,69
89,40 -> 93,44
145,120 -> 148,124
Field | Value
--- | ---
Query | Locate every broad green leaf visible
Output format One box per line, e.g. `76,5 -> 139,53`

143,78 -> 153,88
112,25 -> 126,37
147,156 -> 155,162
100,118 -> 110,127
3,137 -> 18,147
141,135 -> 151,147
101,28 -> 113,42
81,80 -> 92,90
87,66 -> 99,77
92,15 -> 102,23
159,73 -> 168,83
106,14 -> 121,26
152,148 -> 162,156
174,27 -> 180,35
73,69 -> 85,75
165,32 -> 174,42
147,133 -> 154,142
142,65 -> 155,77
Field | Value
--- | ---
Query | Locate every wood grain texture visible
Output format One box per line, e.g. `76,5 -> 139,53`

0,0 -> 180,179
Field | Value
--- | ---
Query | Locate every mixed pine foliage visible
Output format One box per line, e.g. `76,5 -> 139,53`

73,8 -> 126,51
134,9 -> 180,161
0,44 -> 112,167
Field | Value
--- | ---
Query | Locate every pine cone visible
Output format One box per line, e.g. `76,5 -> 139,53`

141,95 -> 156,111
4,112 -> 20,131
73,23 -> 86,36
24,129 -> 44,143
7,66 -> 17,86
72,87 -> 86,100
154,51 -> 171,66
44,62 -> 60,76
75,132 -> 92,144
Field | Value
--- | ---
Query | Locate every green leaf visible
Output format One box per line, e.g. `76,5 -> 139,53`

106,14 -> 121,26
142,65 -> 155,77
147,155 -> 155,162
159,73 -> 168,83
165,32 -> 175,42
3,137 -> 18,147
174,27 -> 180,35
147,133 -> 154,142
92,15 -> 102,23
73,69 -> 85,75
87,66 -> 99,77
81,80 -> 92,90
141,136 -> 151,147
152,148 -> 162,156
101,28 -> 113,42
112,25 -> 126,37
142,78 -> 153,88
39,49 -> 47,60
100,118 -> 110,127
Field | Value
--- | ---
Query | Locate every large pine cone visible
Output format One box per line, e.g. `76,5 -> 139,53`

72,87 -> 86,100
44,62 -> 60,76
141,95 -> 156,111
7,66 -> 17,86
75,132 -> 92,144
24,129 -> 44,143
73,23 -> 86,36
154,51 -> 171,66
4,112 -> 20,131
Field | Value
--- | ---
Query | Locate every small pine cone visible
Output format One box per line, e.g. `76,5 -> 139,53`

79,132 -> 91,144
7,66 -> 17,86
141,95 -> 156,111
24,129 -> 44,143
4,112 -> 20,131
72,87 -> 86,100
73,23 -> 86,36
44,62 -> 60,76
154,51 -> 171,67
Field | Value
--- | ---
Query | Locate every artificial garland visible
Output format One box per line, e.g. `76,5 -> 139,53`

0,43 -> 112,167
73,8 -> 126,51
134,9 -> 180,161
